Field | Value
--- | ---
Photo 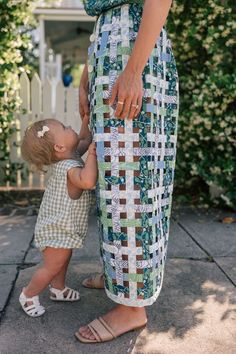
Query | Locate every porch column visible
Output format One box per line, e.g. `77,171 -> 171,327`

39,17 -> 45,81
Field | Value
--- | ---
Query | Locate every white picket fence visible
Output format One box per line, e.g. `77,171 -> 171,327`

4,72 -> 81,189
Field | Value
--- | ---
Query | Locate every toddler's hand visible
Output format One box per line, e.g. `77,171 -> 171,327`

88,142 -> 96,156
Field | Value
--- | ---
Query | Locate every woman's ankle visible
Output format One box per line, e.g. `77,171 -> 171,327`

117,304 -> 147,316
131,306 -> 147,319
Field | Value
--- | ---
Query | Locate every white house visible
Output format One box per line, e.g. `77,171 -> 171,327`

34,0 -> 95,81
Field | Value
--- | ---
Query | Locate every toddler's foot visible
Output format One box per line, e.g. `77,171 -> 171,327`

19,289 -> 45,317
49,286 -> 80,301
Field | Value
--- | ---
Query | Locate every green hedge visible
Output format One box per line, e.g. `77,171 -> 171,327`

0,0 -> 33,183
0,1 -> 235,209
168,0 -> 236,208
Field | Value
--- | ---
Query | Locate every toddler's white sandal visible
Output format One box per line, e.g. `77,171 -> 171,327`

49,286 -> 80,302
19,290 -> 45,317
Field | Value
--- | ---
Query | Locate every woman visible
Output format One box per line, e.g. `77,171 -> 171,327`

76,0 -> 179,343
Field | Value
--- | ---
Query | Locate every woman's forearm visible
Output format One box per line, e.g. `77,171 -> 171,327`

126,0 -> 172,75
78,117 -> 90,140
77,117 -> 92,156
80,63 -> 89,89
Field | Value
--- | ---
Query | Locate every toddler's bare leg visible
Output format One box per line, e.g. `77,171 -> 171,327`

24,248 -> 72,298
50,250 -> 72,290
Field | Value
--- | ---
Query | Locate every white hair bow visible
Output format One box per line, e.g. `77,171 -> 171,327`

37,125 -> 49,138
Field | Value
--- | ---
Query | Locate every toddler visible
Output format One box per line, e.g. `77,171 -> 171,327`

19,117 -> 97,317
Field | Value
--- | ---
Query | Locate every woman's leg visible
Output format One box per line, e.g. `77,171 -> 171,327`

82,273 -> 104,289
78,305 -> 147,340
24,248 -> 72,298
80,2 -> 178,341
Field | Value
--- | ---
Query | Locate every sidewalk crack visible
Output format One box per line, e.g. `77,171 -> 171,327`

0,233 -> 35,323
173,217 -> 236,288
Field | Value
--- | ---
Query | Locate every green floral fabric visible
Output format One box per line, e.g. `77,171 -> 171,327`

88,4 -> 179,306
83,0 -> 144,16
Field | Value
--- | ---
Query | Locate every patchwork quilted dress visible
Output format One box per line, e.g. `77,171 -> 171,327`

84,1 -> 179,306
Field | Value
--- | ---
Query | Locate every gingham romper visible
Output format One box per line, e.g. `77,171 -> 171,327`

34,159 -> 91,250
85,2 -> 179,306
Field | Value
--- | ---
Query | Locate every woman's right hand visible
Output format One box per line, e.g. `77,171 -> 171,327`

79,64 -> 90,121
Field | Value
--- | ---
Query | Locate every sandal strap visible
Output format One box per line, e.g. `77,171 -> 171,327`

50,286 -> 79,300
98,317 -> 117,338
82,273 -> 104,289
87,323 -> 102,342
20,292 -> 40,306
26,305 -> 44,315
92,274 -> 103,287
88,318 -> 115,342
49,286 -> 64,299
19,291 -> 45,317
66,287 -> 77,300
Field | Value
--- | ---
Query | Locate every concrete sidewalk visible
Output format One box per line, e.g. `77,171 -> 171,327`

0,206 -> 235,354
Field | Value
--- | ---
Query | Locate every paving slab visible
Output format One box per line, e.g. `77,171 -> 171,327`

1,207 -> 236,353
215,257 -> 236,286
0,215 -> 36,263
173,208 -> 236,257
168,220 -> 207,259
0,265 -> 18,315
0,258 -> 236,354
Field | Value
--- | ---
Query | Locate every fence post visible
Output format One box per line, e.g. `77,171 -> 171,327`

42,77 -> 53,118
6,73 -> 85,189
19,72 -> 31,187
66,86 -> 81,132
55,81 -> 65,122
8,73 -> 31,187
31,73 -> 42,122
31,73 -> 44,187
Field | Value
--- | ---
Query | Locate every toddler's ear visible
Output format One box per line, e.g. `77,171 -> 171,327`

54,144 -> 66,153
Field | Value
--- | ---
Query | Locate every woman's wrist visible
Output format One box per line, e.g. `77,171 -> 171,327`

125,0 -> 172,78
125,58 -> 144,76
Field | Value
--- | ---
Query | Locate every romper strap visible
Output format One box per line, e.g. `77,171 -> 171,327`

54,159 -> 84,175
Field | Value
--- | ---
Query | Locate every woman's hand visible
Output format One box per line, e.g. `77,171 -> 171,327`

108,0 -> 173,120
79,64 -> 90,121
109,68 -> 143,119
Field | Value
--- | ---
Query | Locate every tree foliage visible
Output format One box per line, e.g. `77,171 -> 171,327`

0,0 -> 34,181
168,0 -> 236,208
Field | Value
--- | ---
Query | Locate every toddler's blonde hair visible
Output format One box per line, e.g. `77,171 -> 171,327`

21,119 -> 59,170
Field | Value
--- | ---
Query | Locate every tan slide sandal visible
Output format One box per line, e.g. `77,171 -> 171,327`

75,317 -> 146,343
82,273 -> 104,289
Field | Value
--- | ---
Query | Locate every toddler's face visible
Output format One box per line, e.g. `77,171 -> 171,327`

50,121 -> 79,150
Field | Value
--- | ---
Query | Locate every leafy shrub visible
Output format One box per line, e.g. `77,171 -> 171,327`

168,0 -> 236,208
0,0 -> 34,183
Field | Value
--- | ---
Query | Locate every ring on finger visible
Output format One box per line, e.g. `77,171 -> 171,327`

132,104 -> 139,109
118,101 -> 124,105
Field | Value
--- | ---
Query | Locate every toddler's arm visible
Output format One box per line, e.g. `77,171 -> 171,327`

77,116 -> 92,156
68,143 -> 97,190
